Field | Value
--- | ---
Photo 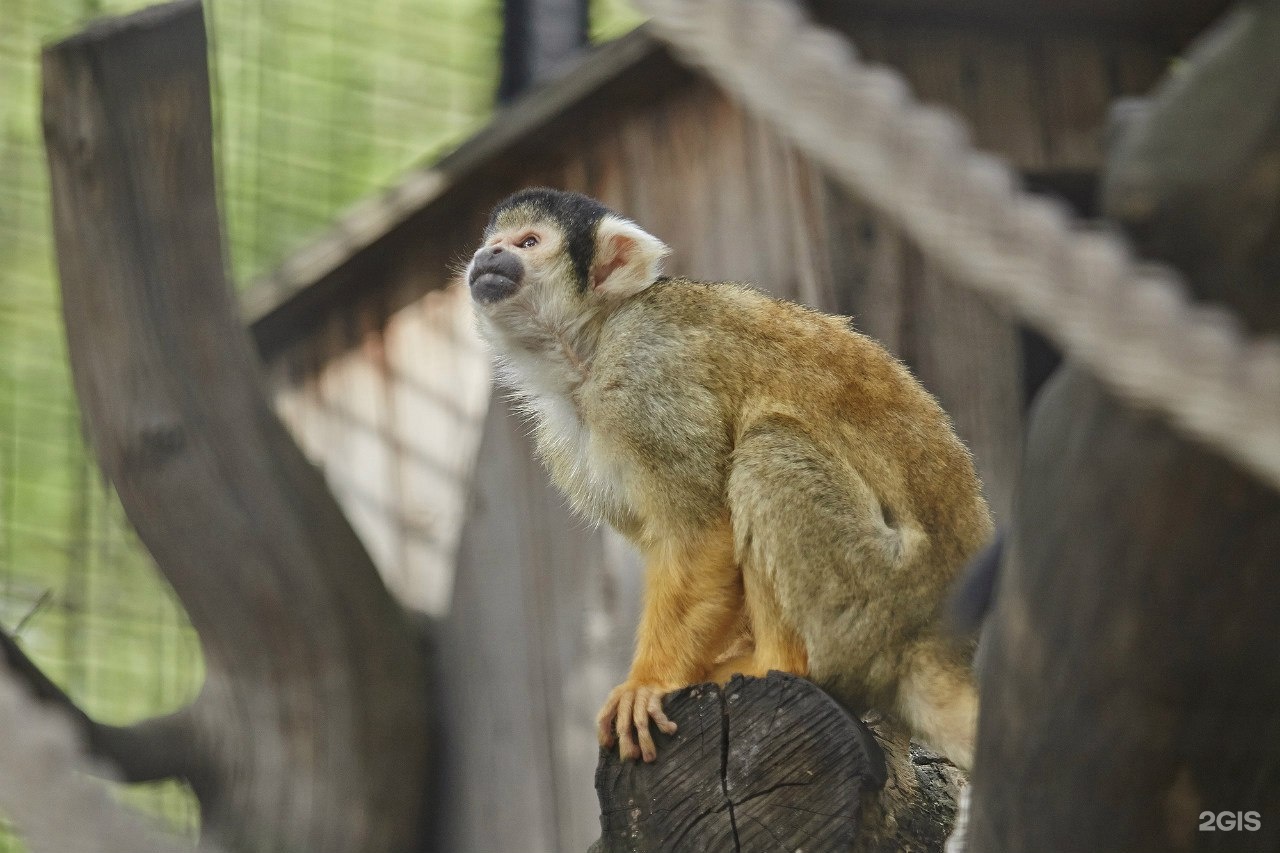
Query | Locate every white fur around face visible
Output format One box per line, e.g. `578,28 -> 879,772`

471,212 -> 670,527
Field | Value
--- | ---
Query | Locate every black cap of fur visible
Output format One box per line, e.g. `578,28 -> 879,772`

486,188 -> 612,290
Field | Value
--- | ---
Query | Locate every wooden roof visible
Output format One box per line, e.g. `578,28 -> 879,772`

243,0 -> 1230,356
244,28 -> 683,357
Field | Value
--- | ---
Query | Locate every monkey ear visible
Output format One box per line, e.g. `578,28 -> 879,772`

590,215 -> 671,298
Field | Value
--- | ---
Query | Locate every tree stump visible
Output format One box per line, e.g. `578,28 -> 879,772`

590,672 -> 965,852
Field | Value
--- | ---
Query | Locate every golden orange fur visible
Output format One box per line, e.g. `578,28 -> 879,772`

468,189 -> 993,767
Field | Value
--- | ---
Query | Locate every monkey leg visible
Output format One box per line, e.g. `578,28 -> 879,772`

727,415 -> 974,764
707,653 -> 754,684
598,518 -> 743,762
707,568 -> 809,683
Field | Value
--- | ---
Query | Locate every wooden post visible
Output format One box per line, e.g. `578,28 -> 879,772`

970,1 -> 1280,850
39,2 -> 430,851
498,0 -> 589,102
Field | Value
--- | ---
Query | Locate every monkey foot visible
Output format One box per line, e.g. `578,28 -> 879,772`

597,681 -> 679,763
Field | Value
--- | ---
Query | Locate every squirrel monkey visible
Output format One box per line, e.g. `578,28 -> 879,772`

467,188 -> 993,768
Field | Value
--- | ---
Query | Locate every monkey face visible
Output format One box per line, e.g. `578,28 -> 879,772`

466,227 -> 539,304
468,189 -> 672,331
466,214 -> 583,327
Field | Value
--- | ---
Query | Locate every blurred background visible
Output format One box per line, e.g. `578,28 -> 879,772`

0,0 -> 638,846
5,0 -> 1271,851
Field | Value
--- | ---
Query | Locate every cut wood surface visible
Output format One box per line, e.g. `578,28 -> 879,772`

591,673 -> 887,853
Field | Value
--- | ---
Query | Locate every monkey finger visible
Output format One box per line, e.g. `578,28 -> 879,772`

633,697 -> 658,763
615,692 -> 640,761
596,694 -> 621,747
647,693 -> 678,735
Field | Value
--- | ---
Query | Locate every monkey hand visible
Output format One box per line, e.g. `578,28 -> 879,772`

597,680 -> 680,763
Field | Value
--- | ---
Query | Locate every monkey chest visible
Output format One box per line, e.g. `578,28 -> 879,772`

530,394 -> 640,529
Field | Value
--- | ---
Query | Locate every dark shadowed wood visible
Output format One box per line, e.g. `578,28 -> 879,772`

806,0 -> 1229,50
971,1 -> 1280,850
41,3 -> 429,851
726,674 -> 886,850
592,673 -> 889,853
594,683 -> 732,851
498,0 -> 589,102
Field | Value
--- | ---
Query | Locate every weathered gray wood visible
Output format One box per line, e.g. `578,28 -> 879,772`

592,673 -> 890,853
432,392 -> 640,853
41,3 -> 428,851
727,675 -> 885,850
971,1 -> 1280,849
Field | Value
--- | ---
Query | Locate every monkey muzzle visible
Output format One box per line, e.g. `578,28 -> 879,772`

468,246 -> 524,304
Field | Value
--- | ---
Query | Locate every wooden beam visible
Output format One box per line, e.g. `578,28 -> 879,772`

42,3 -> 430,850
807,0 -> 1230,48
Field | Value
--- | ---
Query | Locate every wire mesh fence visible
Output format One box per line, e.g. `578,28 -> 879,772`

0,0 -> 639,847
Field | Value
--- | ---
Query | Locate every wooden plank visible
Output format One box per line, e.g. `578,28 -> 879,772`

1037,35 -> 1114,170
780,144 -> 840,309
895,29 -> 1045,171
380,284 -> 491,616
821,182 -> 910,354
909,260 -> 1023,523
698,93 -> 760,286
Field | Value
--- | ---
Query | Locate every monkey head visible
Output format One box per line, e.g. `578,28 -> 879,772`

467,188 -> 671,324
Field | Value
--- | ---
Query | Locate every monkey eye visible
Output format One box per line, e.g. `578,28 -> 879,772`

518,234 -> 539,249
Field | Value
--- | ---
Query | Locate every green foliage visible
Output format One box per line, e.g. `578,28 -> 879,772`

592,0 -> 645,43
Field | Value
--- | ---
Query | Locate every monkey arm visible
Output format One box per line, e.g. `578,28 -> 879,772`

597,518 -> 742,762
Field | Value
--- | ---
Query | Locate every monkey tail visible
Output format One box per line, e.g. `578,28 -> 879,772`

894,637 -> 978,771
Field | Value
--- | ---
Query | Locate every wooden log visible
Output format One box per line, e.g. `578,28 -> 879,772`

590,672 -> 964,852
970,1 -> 1280,850
40,3 -> 430,851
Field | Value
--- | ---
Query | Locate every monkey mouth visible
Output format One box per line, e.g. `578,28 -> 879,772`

468,252 -> 524,304
470,271 -> 521,304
